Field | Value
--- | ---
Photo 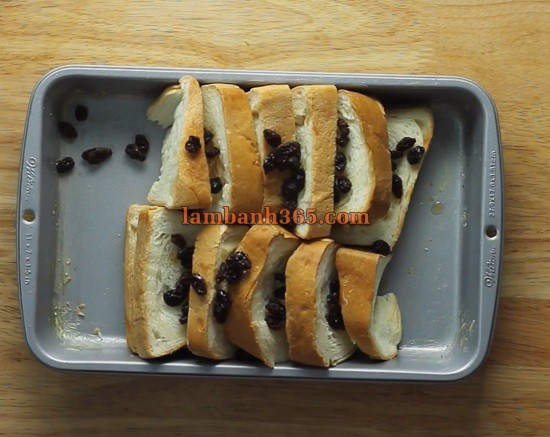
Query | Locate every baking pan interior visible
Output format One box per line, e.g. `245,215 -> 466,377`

22,69 -> 493,380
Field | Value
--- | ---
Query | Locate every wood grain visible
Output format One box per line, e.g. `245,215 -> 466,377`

1,0 -> 549,435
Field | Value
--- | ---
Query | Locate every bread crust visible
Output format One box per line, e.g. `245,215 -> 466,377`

292,85 -> 337,239
224,225 -> 299,366
285,239 -> 334,367
124,205 -> 155,353
339,90 -> 392,219
335,248 -> 379,357
188,224 -> 247,360
247,85 -> 295,211
202,83 -> 263,213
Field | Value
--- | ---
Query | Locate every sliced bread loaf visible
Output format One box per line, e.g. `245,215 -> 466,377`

247,85 -> 296,211
335,90 -> 391,219
285,239 -> 356,367
331,107 -> 434,249
202,83 -> 263,213
130,206 -> 202,359
335,247 -> 401,360
147,76 -> 212,209
291,85 -> 337,239
188,224 -> 248,360
223,225 -> 300,367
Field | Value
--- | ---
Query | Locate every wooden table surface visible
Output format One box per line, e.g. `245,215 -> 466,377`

1,1 -> 549,435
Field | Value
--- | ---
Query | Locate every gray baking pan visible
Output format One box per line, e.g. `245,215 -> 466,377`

17,66 -> 504,381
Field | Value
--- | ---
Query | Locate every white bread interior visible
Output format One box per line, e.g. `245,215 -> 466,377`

146,84 -> 183,128
331,108 -> 434,249
132,206 -> 202,359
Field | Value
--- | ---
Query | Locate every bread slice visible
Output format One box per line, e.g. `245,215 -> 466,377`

331,108 -> 434,249
131,206 -> 202,359
188,224 -> 248,360
147,76 -> 212,209
285,239 -> 356,367
147,84 -> 183,129
291,85 -> 337,239
247,85 -> 295,211
335,247 -> 401,360
335,90 -> 392,219
202,83 -> 263,213
224,225 -> 300,367
124,204 -> 155,353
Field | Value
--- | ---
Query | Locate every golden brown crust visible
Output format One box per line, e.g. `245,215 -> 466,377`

188,225 -> 246,360
173,76 -> 212,209
286,239 -> 335,366
293,85 -> 337,239
247,85 -> 295,211
204,83 -> 264,213
335,247 -> 381,357
124,205 -> 154,353
224,225 -> 299,366
341,91 -> 392,219
187,225 -> 222,359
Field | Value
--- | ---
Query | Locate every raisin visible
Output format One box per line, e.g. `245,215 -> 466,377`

58,121 -> 78,139
191,273 -> 207,295
224,269 -> 241,285
185,135 -> 201,153
135,134 -> 149,154
329,279 -> 339,294
263,129 -> 282,148
204,129 -> 214,146
171,234 -> 186,249
205,146 -> 220,158
56,157 -> 75,174
263,154 -> 277,173
75,105 -> 88,122
274,272 -> 286,283
179,301 -> 189,324
293,168 -> 306,191
326,311 -> 345,330
284,199 -> 297,211
390,149 -> 404,160
213,289 -> 231,324
391,160 -> 397,171
175,279 -> 190,300
125,143 -> 146,161
334,189 -> 341,204
216,262 -> 228,283
337,117 -> 350,133
163,289 -> 184,307
277,141 -> 301,159
335,175 -> 352,194
336,131 -> 349,147
226,251 -> 251,273
281,178 -> 299,200
407,146 -> 425,165
82,147 -> 112,164
396,137 -> 416,152
265,299 -> 286,319
283,156 -> 301,171
371,240 -> 391,256
335,152 -> 347,173
392,174 -> 403,199
210,177 -> 223,194
177,247 -> 194,268
266,316 -> 285,330
273,285 -> 286,300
